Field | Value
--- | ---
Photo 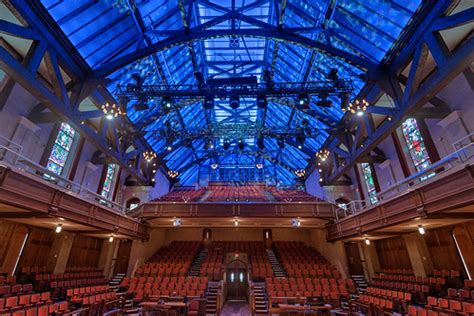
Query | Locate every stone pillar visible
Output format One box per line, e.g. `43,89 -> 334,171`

98,239 -> 119,279
360,241 -> 381,280
46,232 -> 75,273
403,233 -> 434,277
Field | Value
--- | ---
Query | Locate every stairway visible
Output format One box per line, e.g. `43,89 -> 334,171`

109,273 -> 126,292
266,249 -> 286,277
206,281 -> 220,315
189,247 -> 208,277
352,275 -> 368,293
252,282 -> 269,314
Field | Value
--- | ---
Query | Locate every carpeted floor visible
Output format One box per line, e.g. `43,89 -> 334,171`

220,301 -> 252,316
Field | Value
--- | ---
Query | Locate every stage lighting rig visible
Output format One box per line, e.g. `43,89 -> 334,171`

257,94 -> 268,108
162,96 -> 172,113
238,139 -> 245,150
316,93 -> 332,108
297,94 -> 310,109
203,94 -> 214,109
134,96 -> 149,111
257,136 -> 265,150
230,94 -> 240,109
223,140 -> 230,150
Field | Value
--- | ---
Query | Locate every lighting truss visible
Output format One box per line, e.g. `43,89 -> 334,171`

115,79 -> 353,99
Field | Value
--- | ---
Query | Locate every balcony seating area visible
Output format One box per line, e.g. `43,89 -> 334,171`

267,188 -> 322,202
134,241 -> 201,277
205,185 -> 269,202
150,186 -> 323,203
152,188 -> 206,202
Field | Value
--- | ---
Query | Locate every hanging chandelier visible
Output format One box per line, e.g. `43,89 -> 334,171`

101,102 -> 126,120
342,99 -> 369,116
168,170 -> 179,178
294,169 -> 306,178
316,149 -> 330,162
143,150 -> 157,162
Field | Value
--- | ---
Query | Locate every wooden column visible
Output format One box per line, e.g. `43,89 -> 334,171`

403,233 -> 434,277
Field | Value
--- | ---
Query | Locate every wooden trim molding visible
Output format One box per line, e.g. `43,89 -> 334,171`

68,137 -> 85,181
391,132 -> 411,178
418,119 -> 441,163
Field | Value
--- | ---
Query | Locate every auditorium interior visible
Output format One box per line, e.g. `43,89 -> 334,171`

0,0 -> 473,315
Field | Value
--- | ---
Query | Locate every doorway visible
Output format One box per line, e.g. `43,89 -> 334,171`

114,240 -> 132,274
345,242 -> 364,275
226,260 -> 248,301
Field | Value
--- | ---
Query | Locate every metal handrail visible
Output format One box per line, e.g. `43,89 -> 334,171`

0,144 -> 124,213
334,136 -> 474,220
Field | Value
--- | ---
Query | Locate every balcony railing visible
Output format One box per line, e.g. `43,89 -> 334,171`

334,133 -> 474,221
0,142 -> 124,213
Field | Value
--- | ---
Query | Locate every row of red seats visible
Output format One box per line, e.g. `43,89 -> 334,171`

425,296 -> 474,315
366,287 -> 412,302
447,288 -> 474,301
205,185 -> 269,202
0,276 -> 18,286
372,280 -> 440,292
375,274 -> 451,284
379,268 -> 415,275
1,301 -> 68,316
153,188 -> 205,202
267,188 -> 321,202
66,285 -> 110,302
34,271 -> 103,282
121,276 -> 208,287
358,294 -> 395,312
0,284 -> 32,297
64,266 -> 102,273
433,270 -> 462,278
0,292 -> 52,314
50,278 -> 108,289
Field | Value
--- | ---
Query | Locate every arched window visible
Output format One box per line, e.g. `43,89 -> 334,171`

401,118 -> 432,173
46,122 -> 77,176
361,162 -> 378,205
100,164 -> 119,199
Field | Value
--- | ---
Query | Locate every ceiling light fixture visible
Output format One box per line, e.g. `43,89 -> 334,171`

109,234 -> 115,243
143,150 -> 157,163
316,149 -> 330,162
294,169 -> 306,178
173,218 -> 182,227
418,225 -> 426,235
365,238 -> 371,245
101,102 -> 126,120
234,219 -> 239,227
168,170 -> 179,178
342,99 -> 369,116
55,223 -> 62,234
211,163 -> 218,170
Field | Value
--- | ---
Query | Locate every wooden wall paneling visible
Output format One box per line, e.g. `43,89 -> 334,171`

67,235 -> 103,268
114,240 -> 132,274
18,227 -> 55,269
424,226 -> 464,272
375,236 -> 412,270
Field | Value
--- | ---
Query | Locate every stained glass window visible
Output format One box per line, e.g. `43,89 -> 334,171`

46,123 -> 76,175
101,164 -> 118,199
401,118 -> 432,175
361,162 -> 378,205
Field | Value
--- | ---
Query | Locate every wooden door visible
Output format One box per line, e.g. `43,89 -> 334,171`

226,267 -> 248,301
345,242 -> 364,275
114,240 -> 132,274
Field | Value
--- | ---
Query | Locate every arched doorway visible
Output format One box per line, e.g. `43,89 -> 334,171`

226,259 -> 248,301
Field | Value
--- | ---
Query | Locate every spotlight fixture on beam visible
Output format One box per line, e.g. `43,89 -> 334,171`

134,96 -> 149,111
418,225 -> 426,235
204,139 -> 214,150
238,139 -> 245,150
256,163 -> 263,169
327,68 -> 338,81
342,99 -> 369,116
223,140 -> 230,150
316,93 -> 332,108
365,238 -> 371,245
211,163 -> 218,170
143,150 -> 157,163
168,170 -> 179,178
294,169 -> 306,178
291,218 -> 301,227
277,137 -> 285,149
257,94 -> 268,109
108,234 -> 115,243
234,218 -> 239,227
257,136 -> 265,150
173,218 -> 182,227
162,96 -> 173,113
230,94 -> 240,109
101,103 -> 126,120
297,94 -> 310,108
316,149 -> 330,162
55,223 -> 63,234
203,94 -> 214,109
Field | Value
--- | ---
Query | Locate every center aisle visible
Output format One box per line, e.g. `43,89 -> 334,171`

220,302 -> 252,316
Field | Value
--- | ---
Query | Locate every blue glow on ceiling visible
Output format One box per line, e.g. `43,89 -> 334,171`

40,0 -> 423,186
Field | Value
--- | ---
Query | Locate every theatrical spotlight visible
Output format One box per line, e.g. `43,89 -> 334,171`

230,94 -> 240,109
183,137 -> 193,148
277,137 -> 285,149
162,96 -> 172,113
223,140 -> 230,150
203,94 -> 214,109
316,93 -> 332,108
339,92 -> 350,109
297,94 -> 310,109
327,68 -> 338,81
257,94 -> 268,109
134,96 -> 149,111
257,136 -> 265,150
238,139 -> 245,150
204,139 -> 214,150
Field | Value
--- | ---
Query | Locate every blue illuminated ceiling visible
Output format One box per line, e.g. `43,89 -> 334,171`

40,0 -> 423,186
